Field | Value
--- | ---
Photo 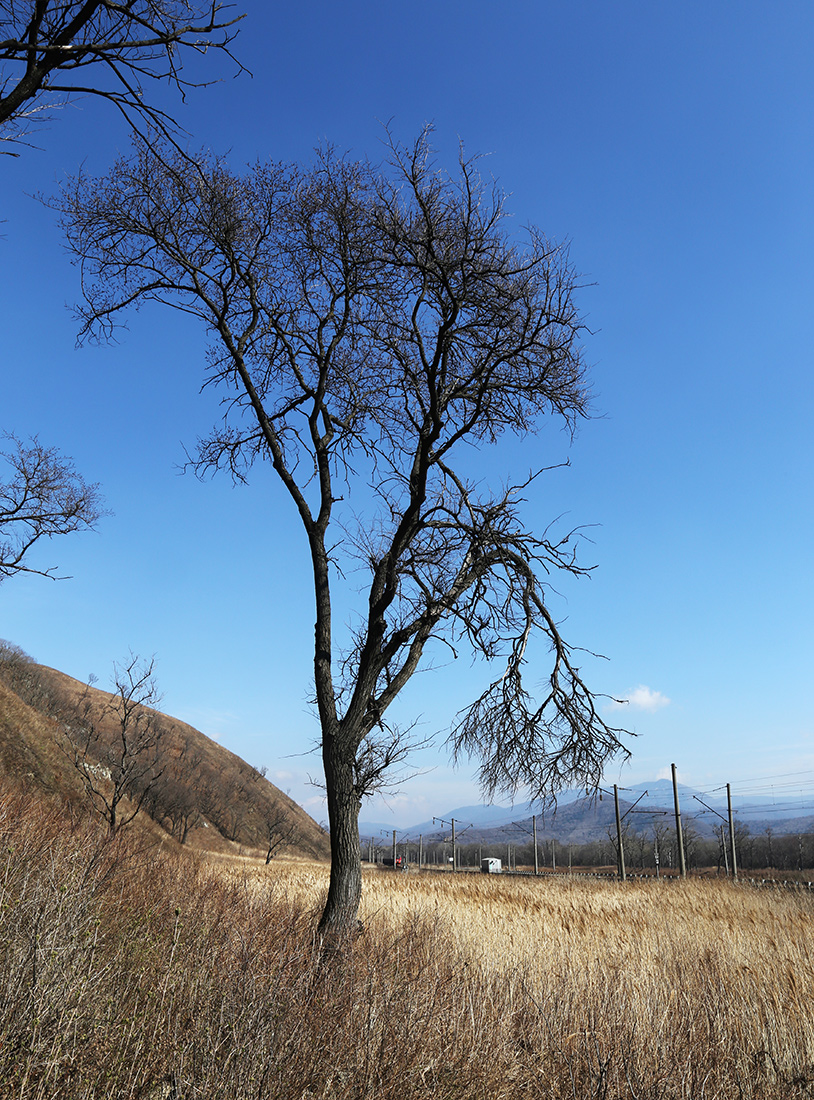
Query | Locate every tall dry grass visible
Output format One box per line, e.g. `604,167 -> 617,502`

1,787 -> 813,1099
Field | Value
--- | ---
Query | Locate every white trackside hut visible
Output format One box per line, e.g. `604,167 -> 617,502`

480,858 -> 503,874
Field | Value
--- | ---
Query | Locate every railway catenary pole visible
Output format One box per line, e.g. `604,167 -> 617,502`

614,784 -> 627,881
671,763 -> 687,878
727,783 -> 738,880
533,815 -> 539,875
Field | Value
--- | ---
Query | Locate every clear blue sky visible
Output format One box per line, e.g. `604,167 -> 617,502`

2,2 -> 813,828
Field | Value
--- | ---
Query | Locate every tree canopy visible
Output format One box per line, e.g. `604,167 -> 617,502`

0,432 -> 105,583
0,1 -> 243,150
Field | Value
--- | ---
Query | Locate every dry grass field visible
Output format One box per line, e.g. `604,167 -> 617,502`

2,786 -> 814,1099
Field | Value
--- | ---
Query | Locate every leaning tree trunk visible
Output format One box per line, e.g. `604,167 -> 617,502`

318,734 -> 363,940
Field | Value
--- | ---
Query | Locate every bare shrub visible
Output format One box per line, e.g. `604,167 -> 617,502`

63,654 -> 167,835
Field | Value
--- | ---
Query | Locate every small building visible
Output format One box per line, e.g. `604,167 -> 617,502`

481,857 -> 502,874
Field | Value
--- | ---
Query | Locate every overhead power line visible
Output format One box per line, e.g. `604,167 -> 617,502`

699,769 -> 814,796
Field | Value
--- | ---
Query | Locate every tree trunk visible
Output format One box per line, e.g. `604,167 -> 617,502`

318,736 -> 362,940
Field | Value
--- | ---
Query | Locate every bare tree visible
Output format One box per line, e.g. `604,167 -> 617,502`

65,653 -> 166,835
682,820 -> 701,871
247,765 -> 300,861
733,818 -> 750,870
143,729 -> 202,842
56,131 -> 628,937
0,432 -> 105,583
0,0 -> 243,151
147,772 -> 199,841
222,771 -> 250,841
262,803 -> 299,864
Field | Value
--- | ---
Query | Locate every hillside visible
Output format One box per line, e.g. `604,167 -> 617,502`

0,641 -> 329,861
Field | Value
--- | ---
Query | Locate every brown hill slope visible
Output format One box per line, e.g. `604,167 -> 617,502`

0,641 -> 329,861
0,676 -> 86,798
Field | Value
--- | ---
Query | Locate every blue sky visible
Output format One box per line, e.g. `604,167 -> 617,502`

2,2 -> 813,828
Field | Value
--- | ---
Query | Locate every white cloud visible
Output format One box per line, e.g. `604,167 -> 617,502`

303,794 -> 327,814
608,685 -> 671,713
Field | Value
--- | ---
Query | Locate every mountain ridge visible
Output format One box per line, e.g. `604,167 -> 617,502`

361,780 -> 814,844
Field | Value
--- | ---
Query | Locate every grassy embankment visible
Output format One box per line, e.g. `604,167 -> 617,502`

2,786 -> 814,1099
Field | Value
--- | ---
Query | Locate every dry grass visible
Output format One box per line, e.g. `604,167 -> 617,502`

2,787 -> 814,1099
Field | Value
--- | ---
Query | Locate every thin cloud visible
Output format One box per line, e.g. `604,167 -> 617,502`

608,685 -> 671,713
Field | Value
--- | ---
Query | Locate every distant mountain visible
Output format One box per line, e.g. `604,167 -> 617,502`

628,779 -> 814,822
363,792 -> 624,845
748,812 -> 814,835
361,778 -> 814,845
627,779 -> 700,806
360,793 -> 586,841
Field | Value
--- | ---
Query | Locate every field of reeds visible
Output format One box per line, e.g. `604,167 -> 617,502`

2,786 -> 814,1099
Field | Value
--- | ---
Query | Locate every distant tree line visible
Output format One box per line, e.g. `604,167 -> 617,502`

363,824 -> 814,875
